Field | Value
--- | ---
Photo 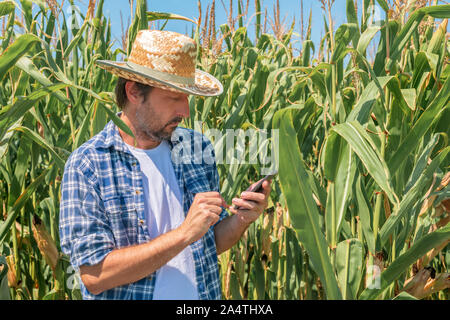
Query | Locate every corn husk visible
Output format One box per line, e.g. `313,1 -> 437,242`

6,255 -> 18,288
403,269 -> 450,299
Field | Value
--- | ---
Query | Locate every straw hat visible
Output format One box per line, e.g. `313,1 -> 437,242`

96,30 -> 223,97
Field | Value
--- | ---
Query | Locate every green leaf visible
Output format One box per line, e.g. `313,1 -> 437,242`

392,292 -> 418,300
0,255 -> 10,300
273,108 -> 342,300
0,33 -> 40,81
128,0 -> 148,55
400,89 -> 416,111
346,0 -> 360,45
229,271 -> 243,300
379,147 -> 450,246
147,11 -> 197,24
347,76 -> 393,124
58,76 -> 136,139
332,121 -> 399,205
0,117 -> 21,159
15,57 -> 69,104
0,168 -> 49,244
383,77 -> 411,115
427,19 -> 448,56
0,83 -> 70,142
360,224 -> 450,300
375,0 -> 389,12
331,23 -> 359,63
323,133 -> 356,247
0,255 -> 8,284
97,102 -> 135,139
420,4 -> 450,19
355,176 -> 375,254
411,52 -> 431,89
74,102 -> 95,149
357,26 -> 381,55
0,1 -> 15,18
403,134 -> 440,194
250,256 -> 265,299
64,20 -> 89,59
387,5 -> 450,71
388,76 -> 450,173
13,126 -> 66,170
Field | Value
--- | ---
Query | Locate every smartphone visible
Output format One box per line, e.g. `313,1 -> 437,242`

234,172 -> 277,210
245,172 -> 277,193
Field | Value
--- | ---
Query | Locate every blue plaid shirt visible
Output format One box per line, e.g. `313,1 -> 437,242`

59,119 -> 228,300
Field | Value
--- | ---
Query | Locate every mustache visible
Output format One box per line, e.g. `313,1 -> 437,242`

165,117 -> 183,126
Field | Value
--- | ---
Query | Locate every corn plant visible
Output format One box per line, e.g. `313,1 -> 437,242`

0,0 -> 128,299
191,0 -> 450,300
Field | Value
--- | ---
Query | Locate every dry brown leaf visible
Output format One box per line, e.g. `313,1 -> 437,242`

32,215 -> 59,272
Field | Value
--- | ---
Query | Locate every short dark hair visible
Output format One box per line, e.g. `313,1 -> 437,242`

115,77 -> 153,109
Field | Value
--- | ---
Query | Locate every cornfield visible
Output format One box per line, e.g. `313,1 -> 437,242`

0,0 -> 449,300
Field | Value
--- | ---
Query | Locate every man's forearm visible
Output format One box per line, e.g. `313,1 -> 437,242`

80,227 -> 190,295
214,214 -> 251,255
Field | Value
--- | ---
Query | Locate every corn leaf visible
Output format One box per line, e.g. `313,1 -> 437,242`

0,83 -> 70,141
147,11 -> 197,24
379,147 -> 450,245
0,34 -> 40,81
388,76 -> 450,172
355,176 -> 375,254
0,168 -> 49,244
335,238 -> 364,300
16,57 -> 69,104
0,0 -> 15,18
13,126 -> 66,170
0,255 -> 10,300
387,5 -> 450,70
274,107 -> 342,300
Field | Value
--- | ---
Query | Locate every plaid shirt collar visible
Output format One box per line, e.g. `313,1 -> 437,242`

94,113 -> 182,154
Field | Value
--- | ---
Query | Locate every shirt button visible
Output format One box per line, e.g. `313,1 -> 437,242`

139,219 -> 144,225
135,190 -> 141,195
132,162 -> 137,166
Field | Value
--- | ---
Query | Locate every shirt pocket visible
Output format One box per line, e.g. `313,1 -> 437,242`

103,195 -> 139,248
186,182 -> 212,199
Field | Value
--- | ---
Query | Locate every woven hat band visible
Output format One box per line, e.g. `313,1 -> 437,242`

126,61 -> 195,86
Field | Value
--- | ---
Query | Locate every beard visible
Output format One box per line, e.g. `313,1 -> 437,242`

134,102 -> 183,142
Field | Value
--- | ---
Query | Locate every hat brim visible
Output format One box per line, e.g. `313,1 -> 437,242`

96,60 -> 223,97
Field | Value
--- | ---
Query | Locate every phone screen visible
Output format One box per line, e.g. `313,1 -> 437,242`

233,172 -> 277,210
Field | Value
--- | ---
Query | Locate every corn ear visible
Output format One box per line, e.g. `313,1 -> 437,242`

32,215 -> 59,272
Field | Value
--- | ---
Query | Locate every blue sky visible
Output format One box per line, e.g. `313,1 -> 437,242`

62,0 -> 350,54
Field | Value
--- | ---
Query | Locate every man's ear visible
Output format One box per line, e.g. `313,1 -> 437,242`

124,81 -> 142,105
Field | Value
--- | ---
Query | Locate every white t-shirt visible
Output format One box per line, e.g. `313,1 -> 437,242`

126,140 -> 198,300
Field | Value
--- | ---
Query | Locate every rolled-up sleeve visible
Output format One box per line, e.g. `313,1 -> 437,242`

59,162 -> 115,270
208,141 -> 229,224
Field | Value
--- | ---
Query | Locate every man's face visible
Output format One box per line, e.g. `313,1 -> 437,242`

134,86 -> 190,142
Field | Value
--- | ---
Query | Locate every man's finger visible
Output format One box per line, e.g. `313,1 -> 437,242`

232,198 -> 256,211
240,190 -> 266,202
195,191 -> 221,198
203,205 -> 223,215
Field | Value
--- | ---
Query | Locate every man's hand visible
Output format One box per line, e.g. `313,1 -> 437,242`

178,192 -> 228,244
229,180 -> 271,227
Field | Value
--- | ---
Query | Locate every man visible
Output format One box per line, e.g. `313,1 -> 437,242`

59,30 -> 271,300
